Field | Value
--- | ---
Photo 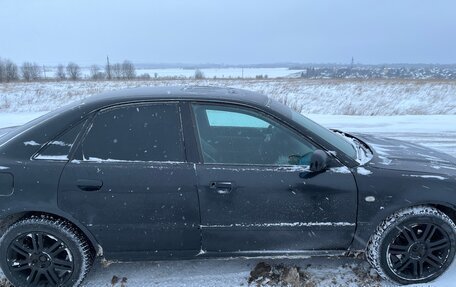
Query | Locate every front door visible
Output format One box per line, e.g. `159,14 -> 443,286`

190,103 -> 358,252
58,102 -> 200,259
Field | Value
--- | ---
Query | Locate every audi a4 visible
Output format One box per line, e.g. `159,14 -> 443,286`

0,86 -> 455,286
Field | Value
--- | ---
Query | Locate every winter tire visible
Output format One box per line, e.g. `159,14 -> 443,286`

0,217 -> 93,287
367,206 -> 456,285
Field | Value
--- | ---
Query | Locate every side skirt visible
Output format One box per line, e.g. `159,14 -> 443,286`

198,250 -> 348,260
102,249 -> 350,262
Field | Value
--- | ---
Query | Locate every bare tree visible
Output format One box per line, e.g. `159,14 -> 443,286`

5,60 -> 19,82
90,65 -> 104,80
21,62 -> 33,81
21,62 -> 41,81
111,63 -> 122,79
0,58 -> 6,83
31,63 -> 41,80
66,62 -> 81,81
121,60 -> 136,80
138,73 -> 151,80
194,69 -> 204,79
108,61 -> 136,80
105,56 -> 112,80
55,64 -> 66,80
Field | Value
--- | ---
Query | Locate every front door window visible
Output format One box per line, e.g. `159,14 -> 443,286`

192,104 -> 317,165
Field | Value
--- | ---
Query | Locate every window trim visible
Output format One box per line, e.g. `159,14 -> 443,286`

189,101 -> 328,167
74,101 -> 187,164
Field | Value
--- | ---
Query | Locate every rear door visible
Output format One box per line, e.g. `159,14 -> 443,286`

58,102 -> 200,259
190,103 -> 358,253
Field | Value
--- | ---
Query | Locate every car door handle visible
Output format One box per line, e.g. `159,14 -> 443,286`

76,179 -> 103,191
299,170 -> 325,179
209,181 -> 233,194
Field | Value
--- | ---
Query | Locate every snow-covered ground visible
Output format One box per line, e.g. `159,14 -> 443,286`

1,79 -> 456,115
81,256 -> 456,287
0,112 -> 455,286
309,114 -> 456,158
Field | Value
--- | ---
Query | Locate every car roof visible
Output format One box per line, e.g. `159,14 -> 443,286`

86,86 -> 270,108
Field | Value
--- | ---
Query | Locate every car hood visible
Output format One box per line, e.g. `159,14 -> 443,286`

355,133 -> 456,176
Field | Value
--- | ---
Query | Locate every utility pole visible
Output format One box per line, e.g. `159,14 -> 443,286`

106,56 -> 111,80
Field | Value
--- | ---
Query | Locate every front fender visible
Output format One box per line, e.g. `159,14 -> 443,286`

350,166 -> 456,250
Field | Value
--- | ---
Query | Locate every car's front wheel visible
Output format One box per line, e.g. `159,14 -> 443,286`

0,217 -> 93,287
367,206 -> 456,285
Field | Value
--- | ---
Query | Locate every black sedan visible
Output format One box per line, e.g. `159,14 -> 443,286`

0,86 -> 455,286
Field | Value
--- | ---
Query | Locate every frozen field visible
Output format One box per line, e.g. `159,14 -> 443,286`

0,111 -> 455,286
1,79 -> 456,115
310,114 -> 456,158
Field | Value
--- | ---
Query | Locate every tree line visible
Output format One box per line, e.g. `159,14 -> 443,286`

0,58 -> 137,82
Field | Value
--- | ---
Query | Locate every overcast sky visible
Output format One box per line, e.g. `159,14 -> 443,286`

1,0 -> 455,65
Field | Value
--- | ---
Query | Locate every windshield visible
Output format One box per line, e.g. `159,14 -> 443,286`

289,109 -> 358,160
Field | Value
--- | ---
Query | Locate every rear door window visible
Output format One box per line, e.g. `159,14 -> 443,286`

82,103 -> 185,162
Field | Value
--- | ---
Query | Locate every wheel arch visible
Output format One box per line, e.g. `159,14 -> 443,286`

430,203 -> 456,225
0,209 -> 102,257
351,200 -> 456,251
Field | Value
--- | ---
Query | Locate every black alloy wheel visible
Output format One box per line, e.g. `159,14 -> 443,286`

0,218 -> 93,287
6,231 -> 75,286
367,206 -> 456,285
386,222 -> 451,281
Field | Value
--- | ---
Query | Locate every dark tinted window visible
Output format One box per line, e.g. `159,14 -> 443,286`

35,120 -> 85,160
192,104 -> 316,165
82,103 -> 184,162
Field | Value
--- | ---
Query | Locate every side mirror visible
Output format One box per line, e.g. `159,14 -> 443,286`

309,149 -> 329,172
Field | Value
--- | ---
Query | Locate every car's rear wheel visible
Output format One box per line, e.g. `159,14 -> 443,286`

367,206 -> 456,285
0,217 -> 93,287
